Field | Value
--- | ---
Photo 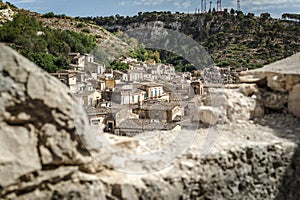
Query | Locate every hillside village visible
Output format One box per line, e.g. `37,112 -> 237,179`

1,0 -> 300,198
52,52 -> 249,136
1,44 -> 300,199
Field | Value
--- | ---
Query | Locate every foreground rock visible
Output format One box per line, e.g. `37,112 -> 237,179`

198,106 -> 221,125
0,44 -> 104,198
288,84 -> 300,117
240,52 -> 300,118
1,45 -> 300,199
202,88 -> 263,123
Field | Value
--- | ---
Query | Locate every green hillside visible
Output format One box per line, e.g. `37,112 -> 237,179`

1,1 -> 299,73
84,11 -> 300,69
0,13 -> 96,72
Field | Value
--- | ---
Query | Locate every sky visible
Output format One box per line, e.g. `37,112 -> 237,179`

5,0 -> 300,18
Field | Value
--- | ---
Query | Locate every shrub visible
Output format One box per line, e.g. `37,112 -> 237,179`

76,23 -> 85,28
81,28 -> 91,33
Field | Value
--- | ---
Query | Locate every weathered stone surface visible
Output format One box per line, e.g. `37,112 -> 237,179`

238,83 -> 259,96
225,90 -> 256,121
238,73 -> 266,83
0,125 -> 41,187
288,84 -> 300,118
252,102 -> 265,118
248,52 -> 300,75
15,173 -> 106,200
203,89 -> 227,108
198,106 -> 220,125
260,90 -> 288,110
286,74 -> 300,91
0,44 -> 99,189
203,88 -> 261,122
240,52 -> 300,119
111,183 -> 139,200
267,74 -> 287,92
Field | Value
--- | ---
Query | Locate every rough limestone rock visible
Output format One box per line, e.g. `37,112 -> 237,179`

288,84 -> 300,118
286,74 -> 300,91
238,83 -> 259,97
248,52 -> 300,75
238,73 -> 265,83
241,52 -> 300,118
225,90 -> 257,121
198,106 -> 221,125
0,45 -> 102,197
0,125 -> 40,187
252,102 -> 265,118
267,74 -> 287,92
203,90 -> 227,108
260,90 -> 288,110
204,88 -> 260,122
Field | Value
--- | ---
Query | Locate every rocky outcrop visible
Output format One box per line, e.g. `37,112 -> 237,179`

1,45 -> 300,199
240,52 -> 300,118
286,74 -> 300,91
198,106 -> 221,125
267,74 -> 287,92
288,84 -> 300,118
238,83 -> 259,96
0,125 -> 41,187
260,90 -> 288,110
0,44 -> 103,198
202,87 -> 263,123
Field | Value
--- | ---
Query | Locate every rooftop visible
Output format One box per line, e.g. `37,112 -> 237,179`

117,119 -> 177,131
85,107 -> 109,115
73,90 -> 97,97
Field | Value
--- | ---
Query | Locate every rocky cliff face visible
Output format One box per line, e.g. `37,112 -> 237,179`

0,45 -> 300,199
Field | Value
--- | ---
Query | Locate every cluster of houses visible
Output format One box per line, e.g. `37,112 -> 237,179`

51,52 -> 245,136
201,66 -> 248,84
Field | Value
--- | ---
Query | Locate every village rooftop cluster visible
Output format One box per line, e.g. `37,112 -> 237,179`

51,52 -> 247,136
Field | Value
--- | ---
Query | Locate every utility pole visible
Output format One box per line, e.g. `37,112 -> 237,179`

209,1 -> 212,12
204,0 -> 206,13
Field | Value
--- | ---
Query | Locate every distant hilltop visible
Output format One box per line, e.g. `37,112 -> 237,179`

0,1 -> 299,72
81,11 -> 300,69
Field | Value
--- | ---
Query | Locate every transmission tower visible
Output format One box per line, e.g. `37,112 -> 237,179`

217,0 -> 222,12
201,0 -> 207,13
237,0 -> 241,11
209,1 -> 212,12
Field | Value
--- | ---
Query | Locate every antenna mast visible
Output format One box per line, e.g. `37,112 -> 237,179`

237,0 -> 241,11
217,0 -> 222,12
201,0 -> 207,13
